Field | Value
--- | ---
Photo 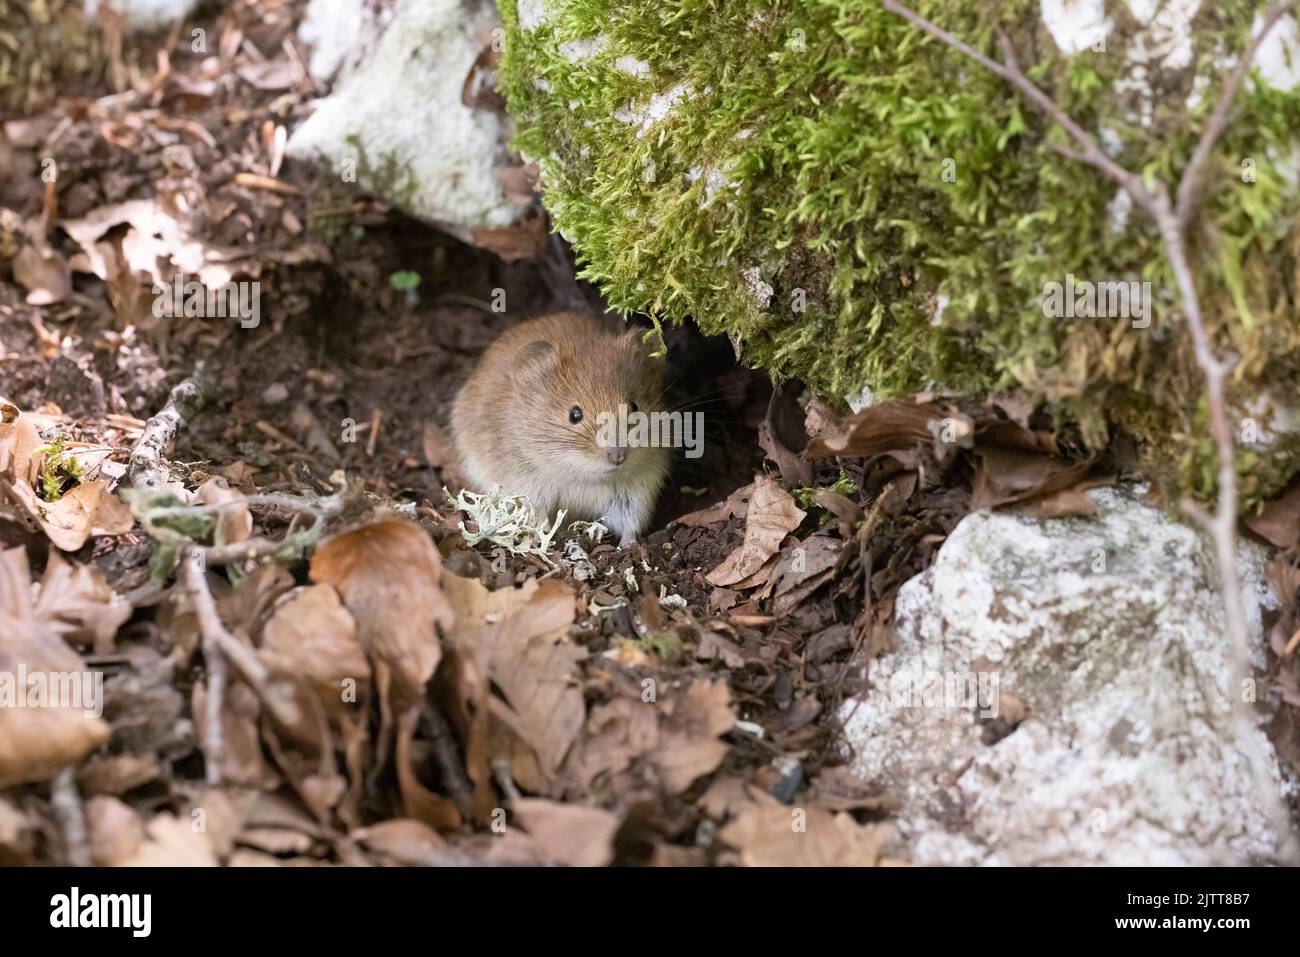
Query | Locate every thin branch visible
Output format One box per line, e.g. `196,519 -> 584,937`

50,768 -> 91,867
181,545 -> 304,757
880,0 -> 1153,206
127,365 -> 210,490
1176,2 -> 1297,228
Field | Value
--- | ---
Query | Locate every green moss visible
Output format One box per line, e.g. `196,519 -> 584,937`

34,434 -> 85,501
499,0 -> 1300,509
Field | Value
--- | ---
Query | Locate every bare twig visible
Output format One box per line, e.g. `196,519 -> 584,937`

1176,2 -> 1297,229
426,702 -> 476,816
127,365 -> 209,490
181,545 -> 304,767
882,0 -> 1298,856
50,768 -> 90,867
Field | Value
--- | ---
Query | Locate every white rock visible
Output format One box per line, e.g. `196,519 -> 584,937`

287,0 -> 521,240
841,486 -> 1297,865
1254,11 -> 1300,93
296,0 -> 389,84
85,0 -> 199,33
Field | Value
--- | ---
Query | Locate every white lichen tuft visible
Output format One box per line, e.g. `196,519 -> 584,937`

1106,188 -> 1132,233
1124,0 -> 1200,71
448,485 -> 566,562
1039,0 -> 1111,56
740,265 -> 773,311
613,83 -> 692,138
614,55 -> 651,77
517,0 -> 552,31
558,35 -> 609,61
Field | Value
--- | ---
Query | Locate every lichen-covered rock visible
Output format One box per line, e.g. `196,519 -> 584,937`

289,0 -> 524,240
89,0 -> 202,33
497,0 -> 1300,507
840,485 -> 1297,865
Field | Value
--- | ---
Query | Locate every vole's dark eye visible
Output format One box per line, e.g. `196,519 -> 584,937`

629,401 -> 639,413
569,405 -> 583,424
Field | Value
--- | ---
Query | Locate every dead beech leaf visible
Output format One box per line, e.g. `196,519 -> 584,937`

676,482 -> 753,527
706,476 -> 805,586
259,584 -> 365,719
86,795 -> 145,866
511,798 -> 620,867
395,706 -> 462,831
720,805 -> 895,867
564,696 -> 660,794
29,550 -> 132,653
1246,481 -> 1300,549
969,446 -> 1094,510
310,520 -> 453,712
10,478 -> 134,552
195,477 -> 252,548
485,579 -> 583,791
758,387 -> 813,486
802,399 -> 946,461
1015,484 -> 1104,519
0,550 -> 111,788
470,213 -> 548,262
354,818 -> 449,866
114,813 -> 218,867
0,408 -> 43,485
651,679 -> 735,793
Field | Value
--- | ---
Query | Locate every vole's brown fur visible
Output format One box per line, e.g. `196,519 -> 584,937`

451,312 -> 671,545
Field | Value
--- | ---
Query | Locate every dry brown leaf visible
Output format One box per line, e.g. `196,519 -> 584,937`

195,477 -> 252,548
113,813 -> 218,867
8,478 -> 134,552
1246,481 -> 1300,549
510,798 -> 620,867
758,387 -> 813,486
394,706 -> 462,831
0,548 -> 122,790
310,520 -> 453,712
0,408 -> 43,485
23,550 -> 130,652
259,584 -> 365,719
706,476 -> 806,586
485,579 -> 582,791
650,679 -> 734,793
676,482 -> 753,527
470,213 -> 549,261
0,550 -> 111,787
77,754 -> 161,796
564,696 -> 659,794
86,795 -> 145,866
969,446 -> 1094,510
720,805 -> 894,867
802,399 -> 947,461
354,818 -> 449,866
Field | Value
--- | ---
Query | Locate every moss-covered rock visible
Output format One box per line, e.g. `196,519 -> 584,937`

497,0 -> 1300,508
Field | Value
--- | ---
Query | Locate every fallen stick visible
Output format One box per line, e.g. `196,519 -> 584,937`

50,768 -> 91,867
127,366 -> 209,491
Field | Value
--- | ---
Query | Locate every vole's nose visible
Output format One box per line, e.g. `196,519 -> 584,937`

606,446 -> 627,466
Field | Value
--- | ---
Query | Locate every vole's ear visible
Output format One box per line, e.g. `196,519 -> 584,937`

512,340 -> 556,382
